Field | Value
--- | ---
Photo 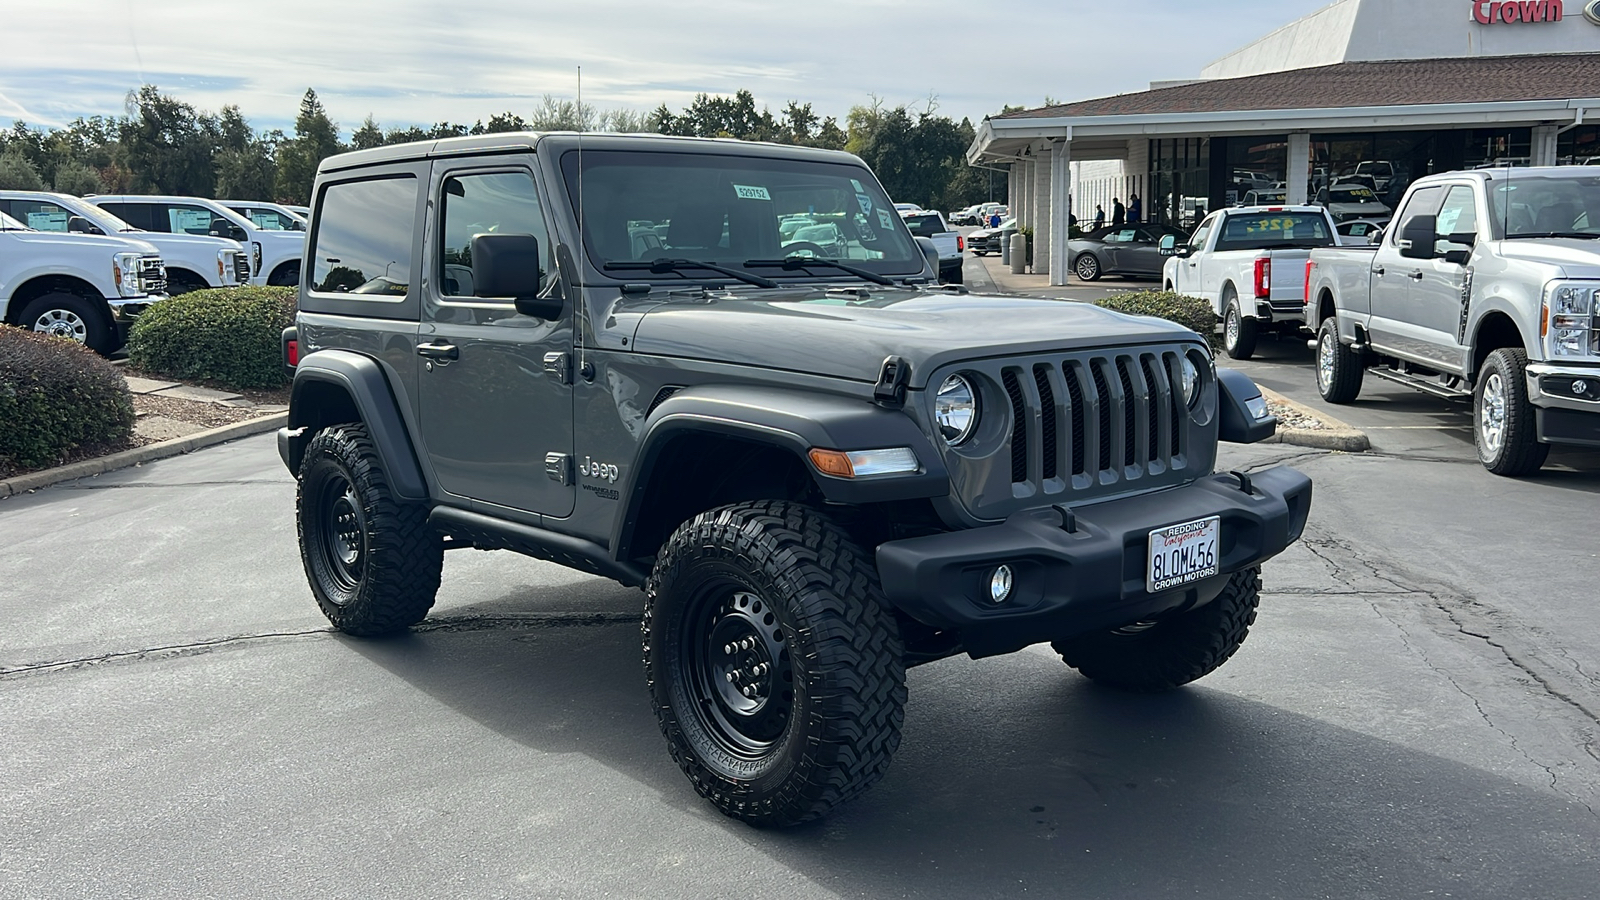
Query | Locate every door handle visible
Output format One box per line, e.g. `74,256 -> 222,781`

416,342 -> 459,360
1373,266 -> 1385,276
1408,271 -> 1424,281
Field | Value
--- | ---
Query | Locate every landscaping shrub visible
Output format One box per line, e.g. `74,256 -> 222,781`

1095,290 -> 1218,353
0,326 -> 135,469
127,286 -> 296,390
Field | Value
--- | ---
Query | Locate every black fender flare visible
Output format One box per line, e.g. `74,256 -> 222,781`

279,349 -> 429,500
611,384 -> 949,560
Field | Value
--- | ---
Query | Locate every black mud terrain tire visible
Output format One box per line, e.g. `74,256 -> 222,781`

1222,289 -> 1258,360
644,500 -> 906,827
1315,317 -> 1364,404
297,423 -> 442,635
1474,347 -> 1549,477
1052,567 -> 1261,691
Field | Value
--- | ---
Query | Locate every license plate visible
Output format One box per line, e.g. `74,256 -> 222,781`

1147,516 -> 1220,594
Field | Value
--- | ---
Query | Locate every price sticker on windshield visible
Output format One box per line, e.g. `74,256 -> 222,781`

1244,217 -> 1292,235
733,184 -> 771,201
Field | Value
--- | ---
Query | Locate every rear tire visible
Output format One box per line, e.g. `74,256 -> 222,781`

1053,567 -> 1261,691
1474,348 -> 1549,477
297,423 -> 442,635
645,501 -> 906,827
19,292 -> 113,354
1315,318 -> 1364,403
1222,291 -> 1258,360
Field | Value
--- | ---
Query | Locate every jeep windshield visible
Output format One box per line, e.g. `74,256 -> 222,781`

1488,171 -> 1600,239
560,149 -> 927,283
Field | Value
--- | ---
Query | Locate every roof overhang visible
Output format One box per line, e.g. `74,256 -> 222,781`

968,97 -> 1600,166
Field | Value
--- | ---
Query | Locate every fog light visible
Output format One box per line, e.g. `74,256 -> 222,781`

1574,379 -> 1592,397
989,565 -> 1014,604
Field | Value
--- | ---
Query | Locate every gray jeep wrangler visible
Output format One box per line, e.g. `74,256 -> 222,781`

278,133 -> 1313,827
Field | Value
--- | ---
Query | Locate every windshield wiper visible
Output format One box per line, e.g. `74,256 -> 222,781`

744,256 -> 895,286
1508,232 -> 1600,240
603,258 -> 777,289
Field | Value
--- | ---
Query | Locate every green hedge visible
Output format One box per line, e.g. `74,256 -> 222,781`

127,286 -> 296,390
0,326 -> 135,469
1095,290 -> 1218,353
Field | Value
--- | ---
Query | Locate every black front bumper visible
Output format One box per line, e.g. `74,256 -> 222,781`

876,466 -> 1312,658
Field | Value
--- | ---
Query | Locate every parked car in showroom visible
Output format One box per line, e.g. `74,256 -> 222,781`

1316,183 -> 1393,222
1069,223 -> 1189,281
0,190 -> 250,294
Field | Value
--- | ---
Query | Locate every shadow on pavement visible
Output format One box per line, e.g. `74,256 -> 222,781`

347,616 -> 1600,899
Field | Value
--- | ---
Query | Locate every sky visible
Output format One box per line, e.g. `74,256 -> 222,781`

1,0 -> 1333,137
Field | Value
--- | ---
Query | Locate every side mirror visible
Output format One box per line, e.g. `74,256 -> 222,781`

1397,214 -> 1436,259
67,216 -> 103,235
472,233 -> 560,319
1158,234 -> 1177,256
914,236 -> 940,277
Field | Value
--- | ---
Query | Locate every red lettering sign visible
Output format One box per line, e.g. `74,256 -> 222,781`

1472,0 -> 1565,22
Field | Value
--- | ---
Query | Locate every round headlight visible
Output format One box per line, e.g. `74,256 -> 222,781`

1179,356 -> 1200,408
934,374 -> 979,446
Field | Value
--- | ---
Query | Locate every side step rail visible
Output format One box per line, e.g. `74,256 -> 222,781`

1366,366 -> 1472,401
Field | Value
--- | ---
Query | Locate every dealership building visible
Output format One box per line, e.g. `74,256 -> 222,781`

967,0 -> 1600,285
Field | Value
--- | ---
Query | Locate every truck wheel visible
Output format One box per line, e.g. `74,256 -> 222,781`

1315,318 -> 1363,403
296,423 -> 442,635
644,500 -> 906,827
20,292 -> 112,354
941,263 -> 964,285
165,270 -> 208,295
1222,291 -> 1257,360
269,262 -> 301,287
1074,253 -> 1102,281
1474,348 -> 1549,477
1052,567 -> 1261,691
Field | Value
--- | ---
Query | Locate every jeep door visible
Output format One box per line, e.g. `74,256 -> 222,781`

416,160 -> 575,517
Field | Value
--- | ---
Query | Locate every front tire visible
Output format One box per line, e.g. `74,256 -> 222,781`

1074,253 -> 1102,281
20,292 -> 112,354
1474,348 -> 1548,477
269,262 -> 301,287
1222,290 -> 1258,360
644,501 -> 906,827
296,423 -> 442,635
1315,318 -> 1364,403
1053,567 -> 1261,691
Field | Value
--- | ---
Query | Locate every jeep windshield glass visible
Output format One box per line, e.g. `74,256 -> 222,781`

560,149 -> 925,281
1487,172 -> 1600,240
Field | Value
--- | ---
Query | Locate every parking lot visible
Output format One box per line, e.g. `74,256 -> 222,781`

2,248 -> 1598,898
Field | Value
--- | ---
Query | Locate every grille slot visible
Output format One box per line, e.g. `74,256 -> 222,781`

1090,362 -> 1113,472
1062,362 -> 1087,476
1002,369 -> 1028,484
1032,365 -> 1058,481
138,257 -> 166,295
1116,358 -> 1138,467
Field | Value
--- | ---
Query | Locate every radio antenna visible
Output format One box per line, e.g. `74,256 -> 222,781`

576,65 -> 587,370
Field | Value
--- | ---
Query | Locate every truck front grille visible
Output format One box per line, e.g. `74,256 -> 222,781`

938,344 -> 1208,521
233,252 -> 252,283
138,257 -> 166,295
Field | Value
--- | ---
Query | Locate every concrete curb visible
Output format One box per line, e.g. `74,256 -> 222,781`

1258,387 -> 1371,452
0,413 -> 287,500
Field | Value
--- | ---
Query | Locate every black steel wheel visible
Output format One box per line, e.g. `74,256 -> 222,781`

645,500 -> 906,827
296,423 -> 442,635
1052,567 -> 1262,691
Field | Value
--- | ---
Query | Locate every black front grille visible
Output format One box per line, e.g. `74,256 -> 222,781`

138,257 -> 166,295
233,252 -> 252,283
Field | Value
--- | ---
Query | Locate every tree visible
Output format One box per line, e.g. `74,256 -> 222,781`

350,115 -> 385,151
274,89 -> 342,205
0,150 -> 45,190
529,94 -> 595,132
51,160 -> 103,196
121,85 -> 217,196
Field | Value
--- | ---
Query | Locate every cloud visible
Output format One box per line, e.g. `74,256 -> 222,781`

0,0 -> 1332,135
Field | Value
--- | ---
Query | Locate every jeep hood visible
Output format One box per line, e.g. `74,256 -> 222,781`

627,290 -> 1199,386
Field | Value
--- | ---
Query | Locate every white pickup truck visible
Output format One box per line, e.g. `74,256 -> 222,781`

1304,166 -> 1600,476
1160,205 -> 1340,360
0,191 -> 251,293
0,211 -> 167,353
900,209 -> 964,284
86,195 -> 304,288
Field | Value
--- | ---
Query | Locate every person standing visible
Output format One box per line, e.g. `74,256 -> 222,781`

1111,197 -> 1125,227
1128,193 -> 1142,225
1092,204 -> 1105,229
989,211 -> 1001,229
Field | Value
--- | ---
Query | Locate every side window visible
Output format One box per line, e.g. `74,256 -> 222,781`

164,204 -> 221,236
1105,228 -> 1137,244
439,170 -> 551,298
1389,186 -> 1444,247
100,202 -> 156,231
1188,216 -> 1215,252
311,176 -> 419,297
7,199 -> 73,231
1434,186 -> 1479,254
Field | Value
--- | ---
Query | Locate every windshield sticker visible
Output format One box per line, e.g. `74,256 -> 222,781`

733,184 -> 771,201
877,208 -> 894,229
850,179 -> 864,192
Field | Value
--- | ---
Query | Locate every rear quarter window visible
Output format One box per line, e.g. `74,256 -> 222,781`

901,214 -> 948,237
309,176 -> 419,299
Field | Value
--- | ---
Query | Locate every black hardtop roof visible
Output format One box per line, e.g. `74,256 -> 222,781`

318,131 -> 868,174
